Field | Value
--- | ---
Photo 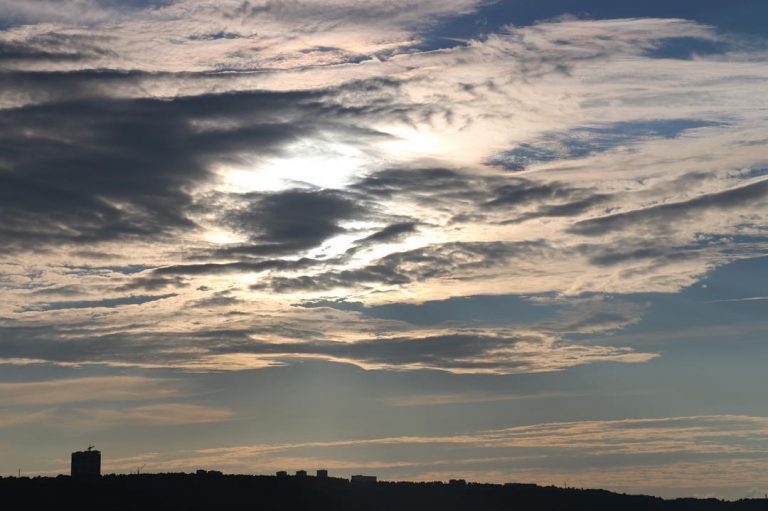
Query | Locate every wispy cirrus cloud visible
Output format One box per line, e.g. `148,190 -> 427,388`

83,415 -> 768,498
73,403 -> 236,427
0,376 -> 184,406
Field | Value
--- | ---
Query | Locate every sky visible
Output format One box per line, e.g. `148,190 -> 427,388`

0,0 -> 767,499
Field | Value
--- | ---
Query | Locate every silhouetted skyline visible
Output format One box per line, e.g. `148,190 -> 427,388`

2,472 -> 768,510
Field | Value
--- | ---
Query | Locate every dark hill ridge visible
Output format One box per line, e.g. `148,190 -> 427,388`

1,473 -> 765,510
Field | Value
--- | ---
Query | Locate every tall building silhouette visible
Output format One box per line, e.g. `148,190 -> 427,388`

71,446 -> 101,478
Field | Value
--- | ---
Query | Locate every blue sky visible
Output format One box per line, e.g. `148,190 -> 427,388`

1,0 -> 767,499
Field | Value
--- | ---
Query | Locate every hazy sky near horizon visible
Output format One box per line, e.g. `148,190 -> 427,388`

1,0 -> 768,499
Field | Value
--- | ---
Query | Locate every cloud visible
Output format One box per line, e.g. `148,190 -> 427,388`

0,403 -> 235,431
18,293 -> 176,312
209,332 -> 654,375
351,167 -> 485,203
151,258 -> 317,277
0,0 -> 485,73
89,414 -> 768,498
0,0 -> 133,26
571,178 -> 768,236
0,376 -> 183,406
0,88 -> 341,252
383,390 -> 579,407
74,403 -> 235,426
259,241 -> 552,293
0,409 -> 52,428
222,189 -> 363,255
117,276 -> 189,292
168,415 -> 768,458
1,13 -> 767,384
0,307 -> 655,374
348,222 -> 420,252
29,285 -> 83,296
0,34 -> 115,66
187,290 -> 244,308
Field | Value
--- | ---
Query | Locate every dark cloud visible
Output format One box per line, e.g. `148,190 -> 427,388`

0,321 -> 645,374
205,331 -> 646,374
61,264 -> 151,276
0,40 -> 88,64
223,189 -> 362,255
261,264 -> 410,292
117,275 -> 188,291
351,167 -> 483,201
352,167 -> 609,225
188,31 -> 245,41
0,69 -> 169,105
188,290 -> 244,309
68,250 -> 125,260
358,222 -> 419,244
121,165 -> 598,284
258,241 -> 550,292
216,333 -> 537,371
0,67 -> 420,255
570,178 -> 768,236
346,222 -> 420,256
0,87 -> 340,252
152,257 -> 317,277
0,33 -> 115,65
29,285 -> 83,297
18,293 -> 176,312
501,194 -> 613,224
467,175 -> 612,224
583,243 -> 696,267
484,179 -> 576,208
0,324 -> 246,366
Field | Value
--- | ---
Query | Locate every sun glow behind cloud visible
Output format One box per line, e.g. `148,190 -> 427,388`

221,140 -> 372,193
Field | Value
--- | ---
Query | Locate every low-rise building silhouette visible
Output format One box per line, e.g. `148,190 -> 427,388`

276,471 -> 288,477
316,469 -> 328,478
350,475 -> 377,483
71,446 -> 101,478
295,470 -> 307,477
195,470 -> 222,477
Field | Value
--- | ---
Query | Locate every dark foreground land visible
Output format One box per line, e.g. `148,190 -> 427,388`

2,473 -> 767,511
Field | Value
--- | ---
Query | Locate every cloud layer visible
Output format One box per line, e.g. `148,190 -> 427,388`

1,11 -> 767,377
